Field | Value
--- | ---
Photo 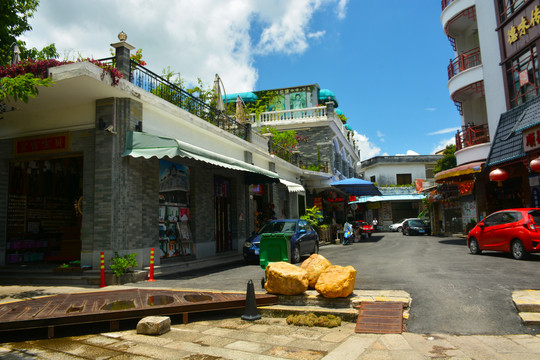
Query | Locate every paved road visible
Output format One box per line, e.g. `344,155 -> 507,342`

136,232 -> 540,335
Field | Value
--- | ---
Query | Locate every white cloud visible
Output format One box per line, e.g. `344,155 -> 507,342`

376,130 -> 384,138
396,150 -> 420,156
307,30 -> 326,39
21,0 -> 347,93
336,0 -> 349,19
424,107 -> 436,112
353,131 -> 381,161
428,127 -> 460,136
432,136 -> 456,154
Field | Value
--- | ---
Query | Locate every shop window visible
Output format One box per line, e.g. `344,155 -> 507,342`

370,175 -> 376,183
498,0 -> 525,23
506,45 -> 539,108
396,173 -> 412,186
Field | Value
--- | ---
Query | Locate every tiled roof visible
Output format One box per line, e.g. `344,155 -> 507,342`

487,95 -> 540,167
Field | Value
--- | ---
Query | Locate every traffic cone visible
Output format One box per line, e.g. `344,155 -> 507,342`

241,280 -> 261,321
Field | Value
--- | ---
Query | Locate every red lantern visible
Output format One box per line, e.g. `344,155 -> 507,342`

531,158 -> 540,172
489,168 -> 509,187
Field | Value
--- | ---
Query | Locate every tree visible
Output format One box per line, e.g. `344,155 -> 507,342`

433,144 -> 457,174
0,0 -> 39,66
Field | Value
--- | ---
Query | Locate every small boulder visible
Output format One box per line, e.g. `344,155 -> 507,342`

136,316 -> 171,335
265,261 -> 308,295
315,265 -> 356,298
300,254 -> 332,288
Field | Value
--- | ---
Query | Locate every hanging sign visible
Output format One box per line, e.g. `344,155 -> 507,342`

523,124 -> 540,152
14,133 -> 69,156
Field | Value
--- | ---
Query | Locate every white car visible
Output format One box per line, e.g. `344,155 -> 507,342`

389,218 -> 419,232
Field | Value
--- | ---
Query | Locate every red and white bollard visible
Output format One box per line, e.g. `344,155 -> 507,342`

148,248 -> 155,281
100,252 -> 106,288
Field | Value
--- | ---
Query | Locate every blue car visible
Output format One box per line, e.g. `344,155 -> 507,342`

243,219 -> 319,264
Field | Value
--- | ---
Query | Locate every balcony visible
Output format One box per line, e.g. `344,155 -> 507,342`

455,124 -> 489,151
441,0 -> 453,11
448,47 -> 481,80
247,106 -> 353,148
441,2 -> 476,50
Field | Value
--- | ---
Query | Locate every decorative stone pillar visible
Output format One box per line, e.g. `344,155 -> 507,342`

111,31 -> 135,78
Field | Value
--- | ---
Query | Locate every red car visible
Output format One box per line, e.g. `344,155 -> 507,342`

356,221 -> 373,239
467,208 -> 540,260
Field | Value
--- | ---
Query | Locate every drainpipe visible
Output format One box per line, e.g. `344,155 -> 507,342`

111,31 -> 135,78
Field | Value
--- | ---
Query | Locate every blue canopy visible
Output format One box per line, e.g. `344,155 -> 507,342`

335,108 -> 343,116
330,178 -> 382,196
319,89 -> 338,107
223,92 -> 258,103
344,124 -> 352,131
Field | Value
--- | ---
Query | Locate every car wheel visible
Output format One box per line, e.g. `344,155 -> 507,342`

469,238 -> 481,255
313,242 -> 319,254
368,233 -> 372,238
511,240 -> 528,260
292,245 -> 301,264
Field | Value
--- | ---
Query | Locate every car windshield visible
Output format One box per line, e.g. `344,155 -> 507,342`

408,220 -> 424,227
358,222 -> 368,226
258,221 -> 296,234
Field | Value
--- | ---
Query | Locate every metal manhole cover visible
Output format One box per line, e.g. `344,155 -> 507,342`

355,302 -> 404,334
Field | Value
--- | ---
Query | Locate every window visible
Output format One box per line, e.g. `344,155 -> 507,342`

501,211 -> 522,224
483,213 -> 502,227
370,175 -> 376,183
506,45 -> 539,108
425,166 -> 435,179
498,0 -> 525,23
396,173 -> 412,185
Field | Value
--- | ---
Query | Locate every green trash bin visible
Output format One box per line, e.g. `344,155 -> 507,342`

259,233 -> 290,270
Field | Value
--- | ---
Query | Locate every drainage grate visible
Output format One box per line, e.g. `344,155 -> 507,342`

355,301 -> 404,334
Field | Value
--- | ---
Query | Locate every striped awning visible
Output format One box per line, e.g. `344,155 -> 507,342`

434,161 -> 483,181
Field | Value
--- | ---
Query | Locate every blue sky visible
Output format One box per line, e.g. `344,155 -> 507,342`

21,0 -> 458,159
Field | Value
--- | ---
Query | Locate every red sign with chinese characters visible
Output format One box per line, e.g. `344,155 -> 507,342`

313,196 -> 323,210
14,133 -> 69,156
523,124 -> 540,152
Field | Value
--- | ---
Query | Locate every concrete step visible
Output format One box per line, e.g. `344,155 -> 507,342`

261,290 -> 411,323
513,290 -> 540,312
276,289 -> 411,309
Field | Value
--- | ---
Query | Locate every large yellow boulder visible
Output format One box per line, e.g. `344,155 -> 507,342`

264,261 -> 308,295
300,254 -> 332,288
315,265 -> 356,298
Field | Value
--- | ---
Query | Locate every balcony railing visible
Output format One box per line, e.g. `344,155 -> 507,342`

455,124 -> 489,150
448,47 -> 481,80
247,106 -> 328,125
98,57 -> 249,140
441,0 -> 454,11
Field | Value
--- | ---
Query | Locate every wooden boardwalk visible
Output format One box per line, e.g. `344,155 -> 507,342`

0,288 -> 277,337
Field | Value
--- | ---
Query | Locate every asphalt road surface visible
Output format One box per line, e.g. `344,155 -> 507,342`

140,231 -> 540,335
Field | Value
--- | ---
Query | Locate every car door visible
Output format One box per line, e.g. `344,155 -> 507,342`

489,211 -> 522,250
477,213 -> 501,248
297,220 -> 312,254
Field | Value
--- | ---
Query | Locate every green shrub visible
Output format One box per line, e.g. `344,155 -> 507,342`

286,313 -> 342,328
110,252 -> 138,277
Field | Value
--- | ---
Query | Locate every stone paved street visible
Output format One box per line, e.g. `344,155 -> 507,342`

2,314 -> 540,359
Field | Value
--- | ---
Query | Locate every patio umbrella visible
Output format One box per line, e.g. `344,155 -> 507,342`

213,74 -> 226,112
236,95 -> 245,123
329,178 -> 382,197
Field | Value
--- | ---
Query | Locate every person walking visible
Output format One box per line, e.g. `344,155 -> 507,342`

372,217 -> 378,232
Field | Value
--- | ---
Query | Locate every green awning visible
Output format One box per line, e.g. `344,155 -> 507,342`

123,131 -> 279,182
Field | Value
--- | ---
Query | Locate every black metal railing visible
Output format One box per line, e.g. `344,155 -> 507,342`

97,57 -> 249,140
129,61 -> 249,140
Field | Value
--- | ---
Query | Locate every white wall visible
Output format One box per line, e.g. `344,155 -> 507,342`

363,163 -> 428,186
